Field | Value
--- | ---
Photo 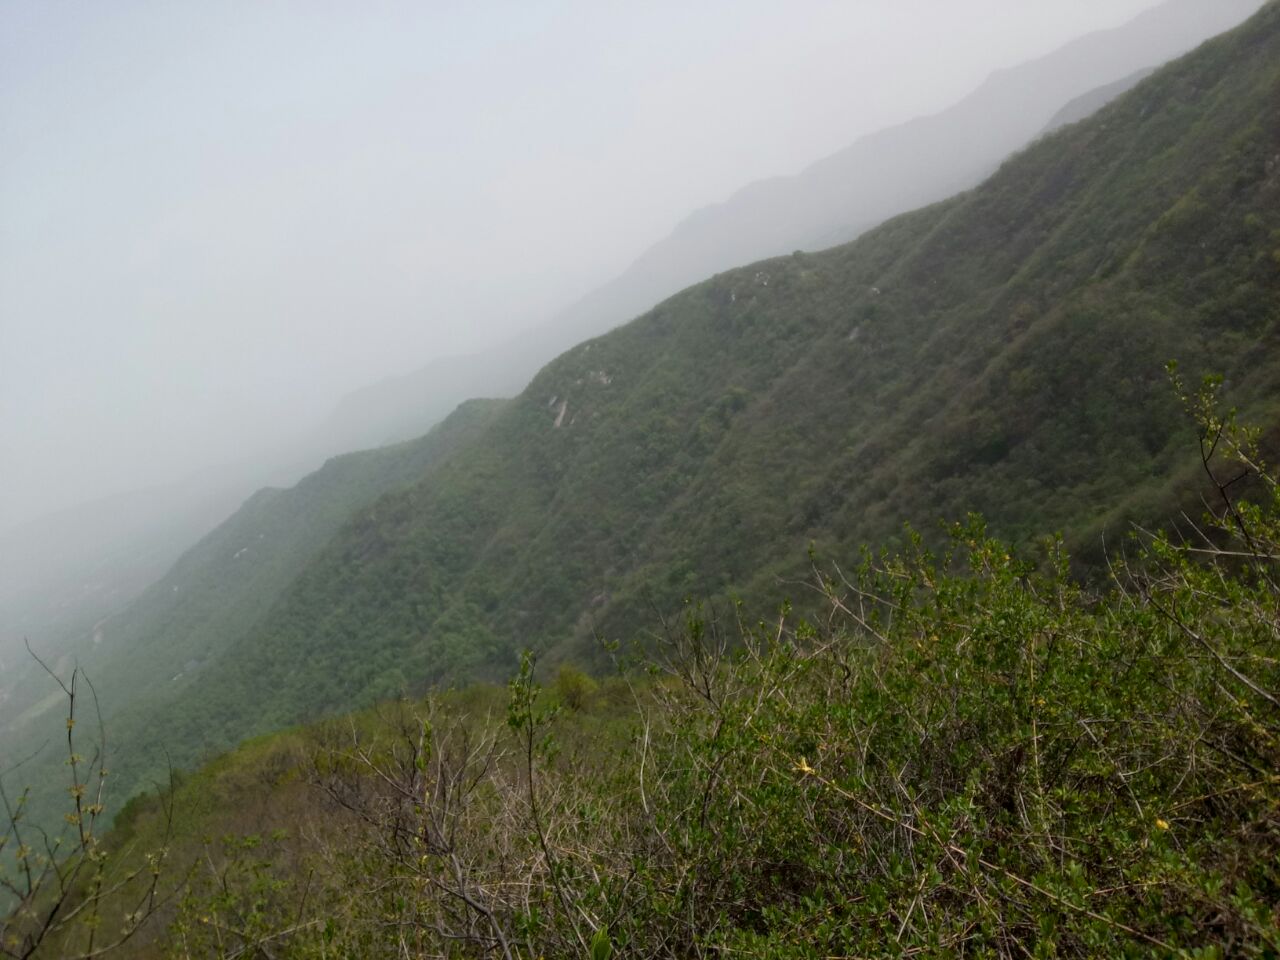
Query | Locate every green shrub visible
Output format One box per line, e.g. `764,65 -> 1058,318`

552,664 -> 599,712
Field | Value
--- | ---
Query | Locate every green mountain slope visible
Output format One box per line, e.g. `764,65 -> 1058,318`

7,0 -> 1250,707
79,399 -> 505,712
29,422 -> 1280,957
104,3 -> 1280,793
0,399 -> 504,823
1039,67 -> 1156,136
101,3 -> 1280,793
314,0 -> 1266,455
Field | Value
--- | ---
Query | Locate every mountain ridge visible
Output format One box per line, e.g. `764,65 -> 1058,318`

0,399 -> 505,751
3,0 -> 1252,693
319,0 -> 1264,452
80,0 -> 1280,801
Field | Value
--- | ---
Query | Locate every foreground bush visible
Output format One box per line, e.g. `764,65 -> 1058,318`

16,385 -> 1280,958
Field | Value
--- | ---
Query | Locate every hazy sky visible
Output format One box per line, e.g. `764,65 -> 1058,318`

1,0 -> 1168,529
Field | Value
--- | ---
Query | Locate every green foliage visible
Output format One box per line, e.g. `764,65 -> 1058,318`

0,399 -> 506,834
552,664 -> 599,712
0,664 -> 176,959
112,0 -> 1280,806
589,926 -> 612,960
47,377 -> 1280,955
11,6 -> 1279,954
14,2 -> 1280,868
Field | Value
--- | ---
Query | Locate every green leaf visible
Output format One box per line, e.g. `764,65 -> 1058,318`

590,925 -> 613,960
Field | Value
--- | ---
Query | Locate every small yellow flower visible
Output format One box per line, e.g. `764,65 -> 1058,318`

794,757 -> 816,776
1155,818 -> 1170,831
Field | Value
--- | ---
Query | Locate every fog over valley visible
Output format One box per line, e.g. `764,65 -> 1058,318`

4,2 -> 1280,954
4,0 -> 1178,531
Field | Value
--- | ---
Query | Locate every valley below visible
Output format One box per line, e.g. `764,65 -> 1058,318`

3,2 -> 1280,957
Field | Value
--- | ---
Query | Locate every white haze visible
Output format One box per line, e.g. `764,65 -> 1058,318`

1,0 -> 1164,530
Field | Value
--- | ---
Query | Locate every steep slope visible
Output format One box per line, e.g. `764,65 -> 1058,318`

0,406 -> 432,705
0,481 -> 242,704
319,0 -> 1265,450
1039,67 -> 1157,135
3,0 -> 1251,702
0,400 -> 504,821
43,484 -> 1280,957
103,2 -> 1280,794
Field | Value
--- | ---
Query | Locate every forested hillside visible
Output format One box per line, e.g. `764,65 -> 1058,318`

1,0 -> 1256,732
0,400 -> 504,827
5,4 -> 1280,957
86,3 -> 1280,800
17,374 -> 1280,958
315,0 -> 1263,453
